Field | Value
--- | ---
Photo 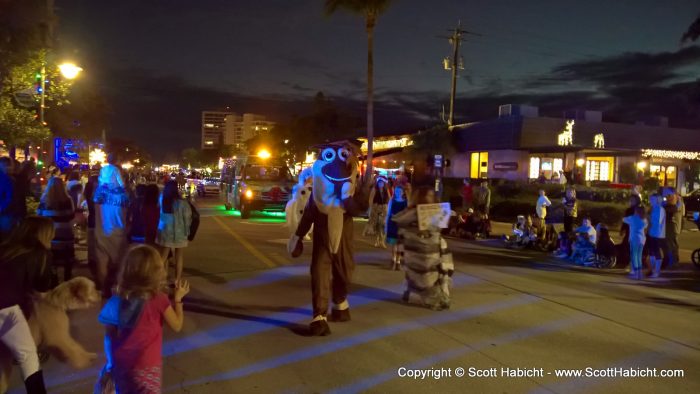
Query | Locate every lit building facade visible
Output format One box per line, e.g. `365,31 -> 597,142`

222,113 -> 275,149
450,105 -> 700,192
201,110 -> 234,150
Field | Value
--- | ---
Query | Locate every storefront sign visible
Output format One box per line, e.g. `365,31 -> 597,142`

641,149 -> 700,161
360,137 -> 412,153
417,202 -> 451,231
493,162 -> 518,171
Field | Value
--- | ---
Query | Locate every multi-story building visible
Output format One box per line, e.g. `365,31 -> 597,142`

222,113 -> 275,149
201,110 -> 234,150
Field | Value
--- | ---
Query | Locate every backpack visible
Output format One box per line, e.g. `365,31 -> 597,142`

186,199 -> 200,241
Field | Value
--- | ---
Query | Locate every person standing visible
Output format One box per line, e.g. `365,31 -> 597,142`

562,187 -> 578,233
156,181 -> 192,283
0,217 -> 57,393
143,184 -> 161,245
559,170 -> 568,186
97,245 -> 189,394
647,193 -> 666,278
83,175 -> 99,280
93,155 -> 131,297
535,189 -> 552,221
619,194 -> 642,269
475,181 -> 491,216
0,157 -> 17,241
623,206 -> 648,280
37,177 -> 76,280
386,185 -> 408,270
365,176 -> 390,248
461,178 -> 473,210
662,192 -> 681,268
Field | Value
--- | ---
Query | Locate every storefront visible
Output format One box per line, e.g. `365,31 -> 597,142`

452,105 -> 700,191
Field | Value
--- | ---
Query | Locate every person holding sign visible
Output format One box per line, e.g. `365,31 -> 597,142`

391,187 -> 453,311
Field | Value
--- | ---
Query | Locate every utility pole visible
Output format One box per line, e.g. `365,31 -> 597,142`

439,22 -> 480,128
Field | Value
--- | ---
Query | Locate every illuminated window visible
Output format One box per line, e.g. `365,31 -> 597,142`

529,157 -> 540,179
470,152 -> 488,179
553,158 -> 563,174
585,157 -> 614,181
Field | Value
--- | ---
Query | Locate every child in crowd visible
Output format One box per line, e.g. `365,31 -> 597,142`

385,185 -> 408,270
392,187 -> 453,310
504,215 -> 536,248
97,245 -> 190,393
623,206 -> 648,280
570,217 -> 597,265
594,223 -> 617,267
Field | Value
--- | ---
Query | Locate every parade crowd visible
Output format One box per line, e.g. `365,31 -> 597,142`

1,154 -> 196,393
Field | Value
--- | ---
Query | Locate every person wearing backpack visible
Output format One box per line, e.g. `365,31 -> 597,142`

156,181 -> 192,283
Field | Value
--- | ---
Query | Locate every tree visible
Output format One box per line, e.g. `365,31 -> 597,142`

682,14 -> 700,43
325,0 -> 393,177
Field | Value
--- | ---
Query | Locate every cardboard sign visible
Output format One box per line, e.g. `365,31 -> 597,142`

416,202 -> 451,230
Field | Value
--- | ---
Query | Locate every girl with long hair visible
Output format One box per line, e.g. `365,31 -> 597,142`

156,180 -> 192,283
38,176 -> 76,279
97,245 -> 189,394
0,217 -> 57,393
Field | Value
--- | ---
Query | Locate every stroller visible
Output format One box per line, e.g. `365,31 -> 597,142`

570,229 -> 596,266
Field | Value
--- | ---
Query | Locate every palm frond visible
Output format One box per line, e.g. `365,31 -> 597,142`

682,14 -> 700,43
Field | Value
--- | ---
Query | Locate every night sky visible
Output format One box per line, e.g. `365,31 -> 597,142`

55,0 -> 700,160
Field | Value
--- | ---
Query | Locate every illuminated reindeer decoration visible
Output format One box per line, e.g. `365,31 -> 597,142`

558,120 -> 574,146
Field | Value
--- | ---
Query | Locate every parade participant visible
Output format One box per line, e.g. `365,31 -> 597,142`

364,176 -> 390,248
392,187 -> 453,310
386,185 -> 408,270
287,140 -> 369,336
285,167 -> 313,239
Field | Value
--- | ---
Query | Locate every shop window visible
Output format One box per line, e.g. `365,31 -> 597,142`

470,152 -> 488,179
553,158 -> 563,174
650,165 -> 677,187
529,157 -> 540,179
585,157 -> 614,181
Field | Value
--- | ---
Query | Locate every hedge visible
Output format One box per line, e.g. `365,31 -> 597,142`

488,200 -> 626,228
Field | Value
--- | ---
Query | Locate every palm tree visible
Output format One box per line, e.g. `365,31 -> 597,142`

682,14 -> 700,43
325,0 -> 392,178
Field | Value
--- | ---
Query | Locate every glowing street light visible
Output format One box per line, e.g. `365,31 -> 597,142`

258,149 -> 271,160
576,158 -> 585,167
59,63 -> 83,80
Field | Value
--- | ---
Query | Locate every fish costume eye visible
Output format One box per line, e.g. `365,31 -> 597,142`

337,148 -> 350,162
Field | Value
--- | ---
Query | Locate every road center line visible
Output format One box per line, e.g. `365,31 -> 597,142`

212,216 -> 277,268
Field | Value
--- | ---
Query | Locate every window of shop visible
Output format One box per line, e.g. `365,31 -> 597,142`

528,156 -> 564,179
650,164 -> 677,187
585,157 -> 614,181
470,152 -> 488,179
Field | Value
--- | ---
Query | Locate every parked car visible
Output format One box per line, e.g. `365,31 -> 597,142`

683,189 -> 700,217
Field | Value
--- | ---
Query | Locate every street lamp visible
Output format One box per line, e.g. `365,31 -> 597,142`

58,63 -> 83,80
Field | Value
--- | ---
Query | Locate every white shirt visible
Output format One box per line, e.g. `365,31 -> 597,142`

648,205 -> 666,238
536,195 -> 552,219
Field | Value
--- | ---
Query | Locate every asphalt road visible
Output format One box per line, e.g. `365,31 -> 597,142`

8,196 -> 700,394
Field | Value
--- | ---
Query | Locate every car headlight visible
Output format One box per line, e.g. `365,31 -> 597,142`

244,189 -> 254,199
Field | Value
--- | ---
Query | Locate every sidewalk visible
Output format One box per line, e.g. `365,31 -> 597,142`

483,221 -> 699,266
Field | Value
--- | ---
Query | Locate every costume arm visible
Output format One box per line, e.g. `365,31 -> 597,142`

295,197 -> 316,238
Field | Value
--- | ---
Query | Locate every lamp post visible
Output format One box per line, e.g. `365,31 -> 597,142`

38,61 -> 82,164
